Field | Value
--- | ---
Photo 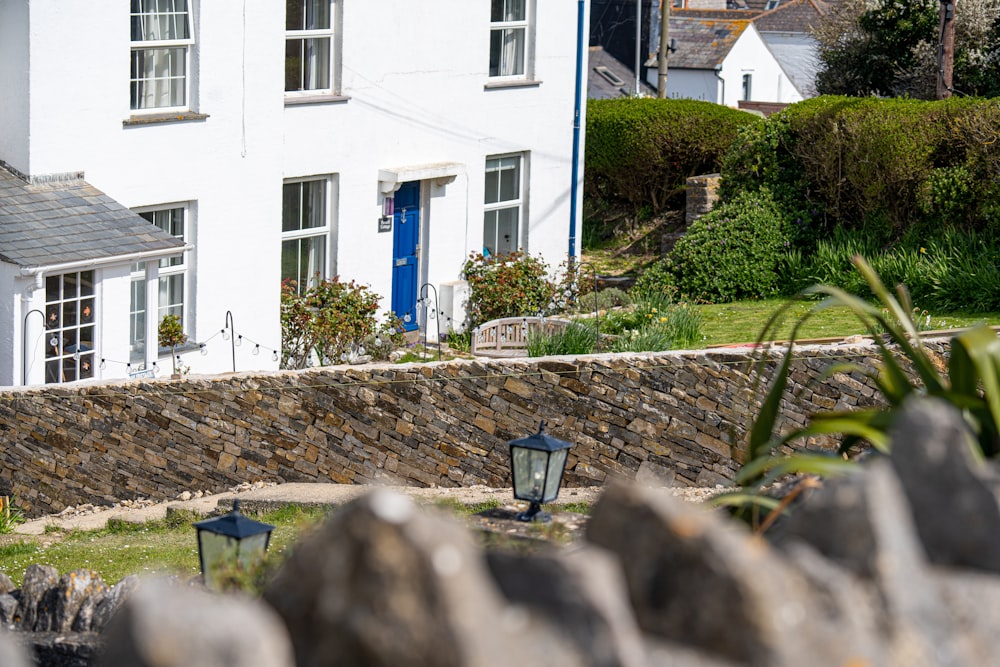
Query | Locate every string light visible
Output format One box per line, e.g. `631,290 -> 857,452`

252,344 -> 260,356
272,350 -> 279,362
235,335 -> 243,347
49,335 -> 58,347
200,344 -> 208,356
222,328 -> 230,341
99,359 -> 107,370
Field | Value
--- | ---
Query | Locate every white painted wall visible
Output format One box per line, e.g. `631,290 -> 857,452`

0,0 -> 29,174
0,0 -> 587,385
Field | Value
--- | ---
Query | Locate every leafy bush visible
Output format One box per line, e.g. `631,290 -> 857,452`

280,277 -> 403,369
629,259 -> 675,301
462,251 -> 557,330
667,189 -> 792,303
158,314 -> 188,374
586,98 -> 760,214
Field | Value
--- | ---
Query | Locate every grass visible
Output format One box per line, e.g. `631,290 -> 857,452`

0,505 -> 332,588
695,298 -> 1000,348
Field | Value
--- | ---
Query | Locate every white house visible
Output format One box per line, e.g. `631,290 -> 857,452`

0,0 -> 588,386
646,16 -> 806,106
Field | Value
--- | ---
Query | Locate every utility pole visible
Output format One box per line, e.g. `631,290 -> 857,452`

937,0 -> 956,99
657,0 -> 670,98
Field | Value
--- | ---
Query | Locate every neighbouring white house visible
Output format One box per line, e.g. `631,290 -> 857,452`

0,0 -> 589,387
645,16 -> 806,106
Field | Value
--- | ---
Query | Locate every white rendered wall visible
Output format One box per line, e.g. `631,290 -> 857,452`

0,1 -> 29,174
7,0 -> 587,382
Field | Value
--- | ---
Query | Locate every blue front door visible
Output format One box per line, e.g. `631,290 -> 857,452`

391,181 -> 420,332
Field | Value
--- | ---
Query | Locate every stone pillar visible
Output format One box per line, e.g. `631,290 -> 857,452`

685,173 -> 721,224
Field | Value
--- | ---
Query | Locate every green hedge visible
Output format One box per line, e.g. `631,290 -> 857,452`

722,96 -> 1000,241
586,98 -> 760,214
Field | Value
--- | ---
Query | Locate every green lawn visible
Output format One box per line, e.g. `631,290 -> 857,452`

695,298 -> 1000,348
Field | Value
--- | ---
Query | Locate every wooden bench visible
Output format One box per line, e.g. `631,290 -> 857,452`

471,317 -> 572,357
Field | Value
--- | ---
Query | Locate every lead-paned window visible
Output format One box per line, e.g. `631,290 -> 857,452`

45,271 -> 96,384
130,0 -> 194,111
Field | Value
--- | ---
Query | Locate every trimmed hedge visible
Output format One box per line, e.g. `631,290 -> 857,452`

586,98 -> 760,214
722,96 -> 1000,241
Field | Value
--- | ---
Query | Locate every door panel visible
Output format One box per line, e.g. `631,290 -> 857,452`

391,181 -> 420,331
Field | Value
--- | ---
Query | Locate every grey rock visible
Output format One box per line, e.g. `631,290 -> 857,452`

98,578 -> 294,667
0,630 -> 30,667
487,546 -> 648,667
265,488 -> 581,667
888,395 -> 1000,572
19,564 -> 58,632
52,570 -> 108,633
0,571 -> 15,595
0,593 -> 18,627
90,575 -> 138,632
25,631 -> 101,667
585,482 -> 880,667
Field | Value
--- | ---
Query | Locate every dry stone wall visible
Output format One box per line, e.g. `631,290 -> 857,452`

0,343 -> 908,517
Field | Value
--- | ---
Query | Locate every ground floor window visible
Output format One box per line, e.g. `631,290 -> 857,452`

130,205 -> 188,364
45,271 -> 96,383
483,154 -> 525,256
282,177 -> 332,294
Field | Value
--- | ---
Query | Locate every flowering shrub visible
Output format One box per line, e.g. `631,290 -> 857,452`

462,251 -> 557,329
280,277 -> 404,369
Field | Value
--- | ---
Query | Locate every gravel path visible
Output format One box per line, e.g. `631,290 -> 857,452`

12,481 -> 726,536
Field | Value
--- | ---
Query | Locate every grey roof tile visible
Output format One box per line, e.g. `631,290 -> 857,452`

0,165 -> 185,269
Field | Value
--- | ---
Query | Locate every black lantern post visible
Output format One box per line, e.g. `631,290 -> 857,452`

193,500 -> 275,590
508,421 -> 573,523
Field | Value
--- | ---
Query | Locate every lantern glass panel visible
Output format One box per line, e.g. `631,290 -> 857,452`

197,530 -> 271,590
512,446 -> 550,502
543,448 -> 569,502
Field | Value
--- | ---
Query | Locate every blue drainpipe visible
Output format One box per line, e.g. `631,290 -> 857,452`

568,0 -> 585,260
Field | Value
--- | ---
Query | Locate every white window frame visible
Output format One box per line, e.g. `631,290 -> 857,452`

285,0 -> 340,97
282,176 -> 336,293
130,204 -> 190,365
44,270 -> 97,384
130,0 -> 195,112
489,0 -> 534,80
742,73 -> 753,101
483,154 -> 527,256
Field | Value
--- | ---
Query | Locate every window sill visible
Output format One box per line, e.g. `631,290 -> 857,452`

123,111 -> 210,127
484,79 -> 543,90
285,94 -> 351,106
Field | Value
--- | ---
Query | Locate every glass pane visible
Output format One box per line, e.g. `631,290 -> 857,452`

511,447 -> 550,502
300,235 -> 327,287
500,28 -> 525,77
45,360 -> 60,384
282,183 -> 301,231
303,37 -> 331,90
281,239 -> 300,287
543,449 -> 568,502
484,211 -> 498,255
63,301 -> 78,328
495,207 -> 519,255
131,47 -> 187,109
492,0 -> 525,22
80,271 -> 95,296
81,299 -> 95,323
63,273 -> 79,299
285,39 -> 305,91
159,274 -> 184,312
302,180 -> 326,229
80,354 -> 95,379
498,157 -> 520,200
46,276 -> 59,303
79,327 -> 95,351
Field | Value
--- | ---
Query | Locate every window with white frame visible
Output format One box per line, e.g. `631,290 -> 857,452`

129,206 -> 188,364
483,155 -> 525,256
45,271 -> 96,384
742,73 -> 753,101
490,0 -> 531,78
282,178 -> 331,293
285,0 -> 337,94
130,0 -> 194,111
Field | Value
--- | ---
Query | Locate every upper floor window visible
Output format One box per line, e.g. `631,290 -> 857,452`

130,0 -> 194,111
484,154 -> 525,256
45,271 -> 96,384
490,0 -> 531,78
282,178 -> 333,293
286,0 -> 337,95
742,73 -> 753,101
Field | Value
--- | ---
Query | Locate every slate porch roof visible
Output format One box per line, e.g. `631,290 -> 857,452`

0,164 -> 186,270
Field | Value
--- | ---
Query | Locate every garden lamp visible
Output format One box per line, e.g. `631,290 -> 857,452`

194,500 -> 274,591
508,421 -> 573,522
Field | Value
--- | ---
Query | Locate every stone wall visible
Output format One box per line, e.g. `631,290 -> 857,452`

0,343 -> 901,517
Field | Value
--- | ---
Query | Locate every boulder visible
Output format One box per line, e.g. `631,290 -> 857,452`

98,578 -> 294,667
18,564 -> 58,632
90,575 -> 138,632
264,488 -> 581,667
52,570 -> 108,633
586,482 -> 881,667
486,546 -> 648,667
888,395 -> 1000,572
